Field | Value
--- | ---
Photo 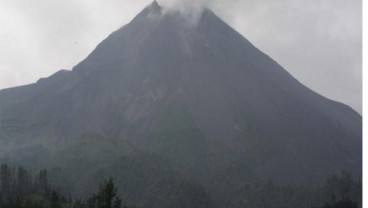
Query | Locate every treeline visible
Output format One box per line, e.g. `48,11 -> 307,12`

237,171 -> 361,208
0,164 -> 136,208
0,164 -> 362,208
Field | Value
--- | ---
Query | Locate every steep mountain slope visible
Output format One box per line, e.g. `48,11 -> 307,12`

0,1 -> 361,206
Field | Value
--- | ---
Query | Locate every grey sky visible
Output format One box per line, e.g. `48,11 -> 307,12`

0,0 -> 362,113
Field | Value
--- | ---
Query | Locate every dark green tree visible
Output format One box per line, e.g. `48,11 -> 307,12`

91,178 -> 122,208
1,164 -> 11,204
324,171 -> 361,204
38,170 -> 48,190
73,198 -> 88,208
16,166 -> 30,197
321,171 -> 361,208
323,199 -> 358,208
50,190 -> 62,208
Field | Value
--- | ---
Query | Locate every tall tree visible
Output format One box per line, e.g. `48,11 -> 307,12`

50,190 -> 62,208
91,178 -> 122,208
38,169 -> 48,194
17,166 -> 30,197
0,164 -> 11,204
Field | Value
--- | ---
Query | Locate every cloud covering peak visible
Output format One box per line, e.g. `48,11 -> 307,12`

158,0 -> 210,12
157,0 -> 212,24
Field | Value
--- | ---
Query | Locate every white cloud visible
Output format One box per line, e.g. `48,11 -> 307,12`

0,65 -> 21,89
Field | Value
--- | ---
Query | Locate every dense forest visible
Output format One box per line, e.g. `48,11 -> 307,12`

236,175 -> 361,208
0,164 -> 361,208
0,164 -> 136,208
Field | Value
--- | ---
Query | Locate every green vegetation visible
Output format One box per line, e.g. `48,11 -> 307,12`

323,200 -> 358,208
0,163 -> 362,208
0,164 -> 136,208
234,171 -> 361,208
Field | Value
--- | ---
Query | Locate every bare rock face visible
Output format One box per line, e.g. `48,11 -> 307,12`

0,1 -> 361,207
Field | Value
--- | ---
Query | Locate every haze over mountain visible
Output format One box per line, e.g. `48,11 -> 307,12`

0,1 -> 361,207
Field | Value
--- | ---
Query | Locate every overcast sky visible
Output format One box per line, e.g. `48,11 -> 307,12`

0,0 -> 362,113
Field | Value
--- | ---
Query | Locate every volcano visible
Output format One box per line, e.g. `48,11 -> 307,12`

0,1 -> 361,207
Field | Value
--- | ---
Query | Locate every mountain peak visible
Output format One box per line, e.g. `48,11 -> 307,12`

151,0 -> 160,8
146,0 -> 162,13
133,0 -> 162,21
